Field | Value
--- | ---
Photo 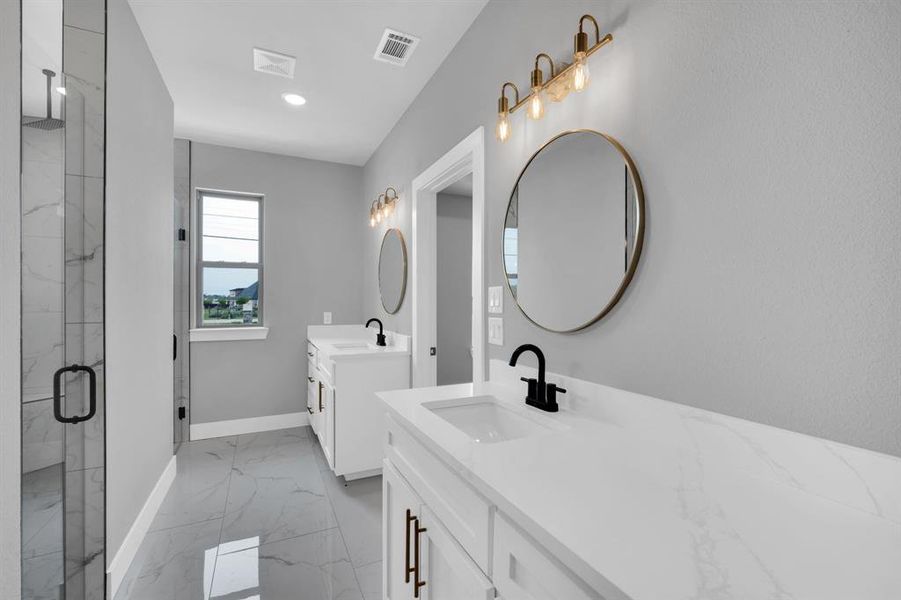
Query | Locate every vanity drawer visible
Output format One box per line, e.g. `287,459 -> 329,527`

385,415 -> 492,574
493,512 -> 600,600
306,341 -> 318,367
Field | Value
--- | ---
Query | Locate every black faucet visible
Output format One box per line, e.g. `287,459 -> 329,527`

365,318 -> 386,346
508,344 -> 566,412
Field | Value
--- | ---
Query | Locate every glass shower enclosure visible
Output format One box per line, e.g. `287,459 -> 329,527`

20,0 -> 107,597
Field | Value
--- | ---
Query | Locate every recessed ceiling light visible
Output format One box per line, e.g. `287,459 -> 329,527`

282,93 -> 306,106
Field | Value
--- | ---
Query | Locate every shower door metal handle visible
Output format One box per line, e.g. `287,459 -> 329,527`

52,364 -> 97,424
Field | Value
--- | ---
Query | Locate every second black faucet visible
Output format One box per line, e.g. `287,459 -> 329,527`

365,318 -> 386,347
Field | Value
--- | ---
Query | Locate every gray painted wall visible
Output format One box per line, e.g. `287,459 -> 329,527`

362,0 -> 901,456
0,0 -> 22,594
188,142 -> 364,424
106,0 -> 175,562
436,192 -> 473,385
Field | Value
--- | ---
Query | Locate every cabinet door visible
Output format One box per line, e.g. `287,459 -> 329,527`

384,461 -> 421,600
415,505 -> 494,600
318,381 -> 335,469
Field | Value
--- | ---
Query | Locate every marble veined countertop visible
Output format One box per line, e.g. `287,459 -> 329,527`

377,361 -> 901,600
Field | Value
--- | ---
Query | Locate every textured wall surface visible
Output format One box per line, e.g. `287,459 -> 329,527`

106,0 -> 175,562
188,142 -> 364,424
0,0 -> 22,595
361,0 -> 901,456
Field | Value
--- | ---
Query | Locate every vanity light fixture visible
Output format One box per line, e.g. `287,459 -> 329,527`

527,54 -> 554,120
368,187 -> 400,227
493,14 -> 612,141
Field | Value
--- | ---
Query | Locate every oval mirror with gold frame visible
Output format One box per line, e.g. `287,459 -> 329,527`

378,228 -> 408,314
502,130 -> 645,333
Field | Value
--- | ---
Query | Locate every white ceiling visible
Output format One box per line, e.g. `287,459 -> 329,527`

129,0 -> 488,166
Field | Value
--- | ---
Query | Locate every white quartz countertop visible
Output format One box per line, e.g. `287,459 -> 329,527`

308,336 -> 410,359
377,376 -> 901,600
307,325 -> 410,360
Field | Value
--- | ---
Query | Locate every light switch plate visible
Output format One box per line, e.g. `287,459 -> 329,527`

488,317 -> 504,346
323,312 -> 332,324
488,286 -> 503,313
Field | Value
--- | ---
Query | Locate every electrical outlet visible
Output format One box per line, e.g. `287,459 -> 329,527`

488,286 -> 503,313
488,317 -> 504,346
323,312 -> 332,324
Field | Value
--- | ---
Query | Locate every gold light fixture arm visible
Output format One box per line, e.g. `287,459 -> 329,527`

579,14 -> 601,45
501,14 -> 613,120
534,53 -> 556,78
498,82 -> 520,113
384,187 -> 398,202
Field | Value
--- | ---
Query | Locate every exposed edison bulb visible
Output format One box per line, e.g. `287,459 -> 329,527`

495,112 -> 510,142
572,54 -> 590,92
369,214 -> 375,227
375,207 -> 382,223
527,88 -> 545,120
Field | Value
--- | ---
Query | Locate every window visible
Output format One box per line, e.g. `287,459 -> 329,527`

196,190 -> 263,328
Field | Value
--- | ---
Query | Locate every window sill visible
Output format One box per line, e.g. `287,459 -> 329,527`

189,327 -> 269,343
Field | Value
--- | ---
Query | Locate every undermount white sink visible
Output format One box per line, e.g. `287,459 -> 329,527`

424,396 -> 560,443
331,342 -> 373,350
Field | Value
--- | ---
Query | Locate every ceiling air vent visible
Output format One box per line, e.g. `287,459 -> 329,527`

252,47 -> 296,79
373,28 -> 420,67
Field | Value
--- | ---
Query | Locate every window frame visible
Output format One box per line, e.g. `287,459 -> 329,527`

194,188 -> 264,329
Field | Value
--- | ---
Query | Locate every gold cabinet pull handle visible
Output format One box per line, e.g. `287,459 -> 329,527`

405,509 -> 415,584
414,518 -> 427,598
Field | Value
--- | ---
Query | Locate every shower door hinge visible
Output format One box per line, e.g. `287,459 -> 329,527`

177,228 -> 186,241
178,406 -> 186,420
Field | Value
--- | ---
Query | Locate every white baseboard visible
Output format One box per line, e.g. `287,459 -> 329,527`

107,454 -> 176,598
190,411 -> 309,440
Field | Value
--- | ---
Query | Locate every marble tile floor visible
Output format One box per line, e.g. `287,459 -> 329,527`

115,426 -> 382,600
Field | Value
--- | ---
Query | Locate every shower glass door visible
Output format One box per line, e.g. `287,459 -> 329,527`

21,0 -> 107,598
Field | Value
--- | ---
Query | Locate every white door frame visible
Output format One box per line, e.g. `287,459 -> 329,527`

411,127 -> 486,387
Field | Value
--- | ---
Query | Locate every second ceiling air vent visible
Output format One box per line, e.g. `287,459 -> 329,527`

252,47 -> 296,79
373,28 -> 420,67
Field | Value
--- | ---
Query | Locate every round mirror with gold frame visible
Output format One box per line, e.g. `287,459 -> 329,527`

378,228 -> 408,314
502,130 -> 645,333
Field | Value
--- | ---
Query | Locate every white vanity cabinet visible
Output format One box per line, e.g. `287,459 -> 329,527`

306,325 -> 410,480
383,461 -> 494,600
384,413 -> 602,600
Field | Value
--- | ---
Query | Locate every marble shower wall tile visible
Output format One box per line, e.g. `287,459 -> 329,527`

22,312 -> 64,400
63,0 -> 105,33
64,467 -> 105,588
23,126 -> 65,164
63,25 -> 104,179
22,160 -> 64,238
22,235 -> 64,314
65,175 -> 103,324
22,551 -> 64,600
22,399 -> 64,473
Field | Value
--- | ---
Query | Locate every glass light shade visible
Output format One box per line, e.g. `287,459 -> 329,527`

496,111 -> 510,142
527,88 -> 545,120
572,53 -> 590,92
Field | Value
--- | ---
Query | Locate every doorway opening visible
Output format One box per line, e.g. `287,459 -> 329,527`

436,175 -> 473,385
411,127 -> 486,387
